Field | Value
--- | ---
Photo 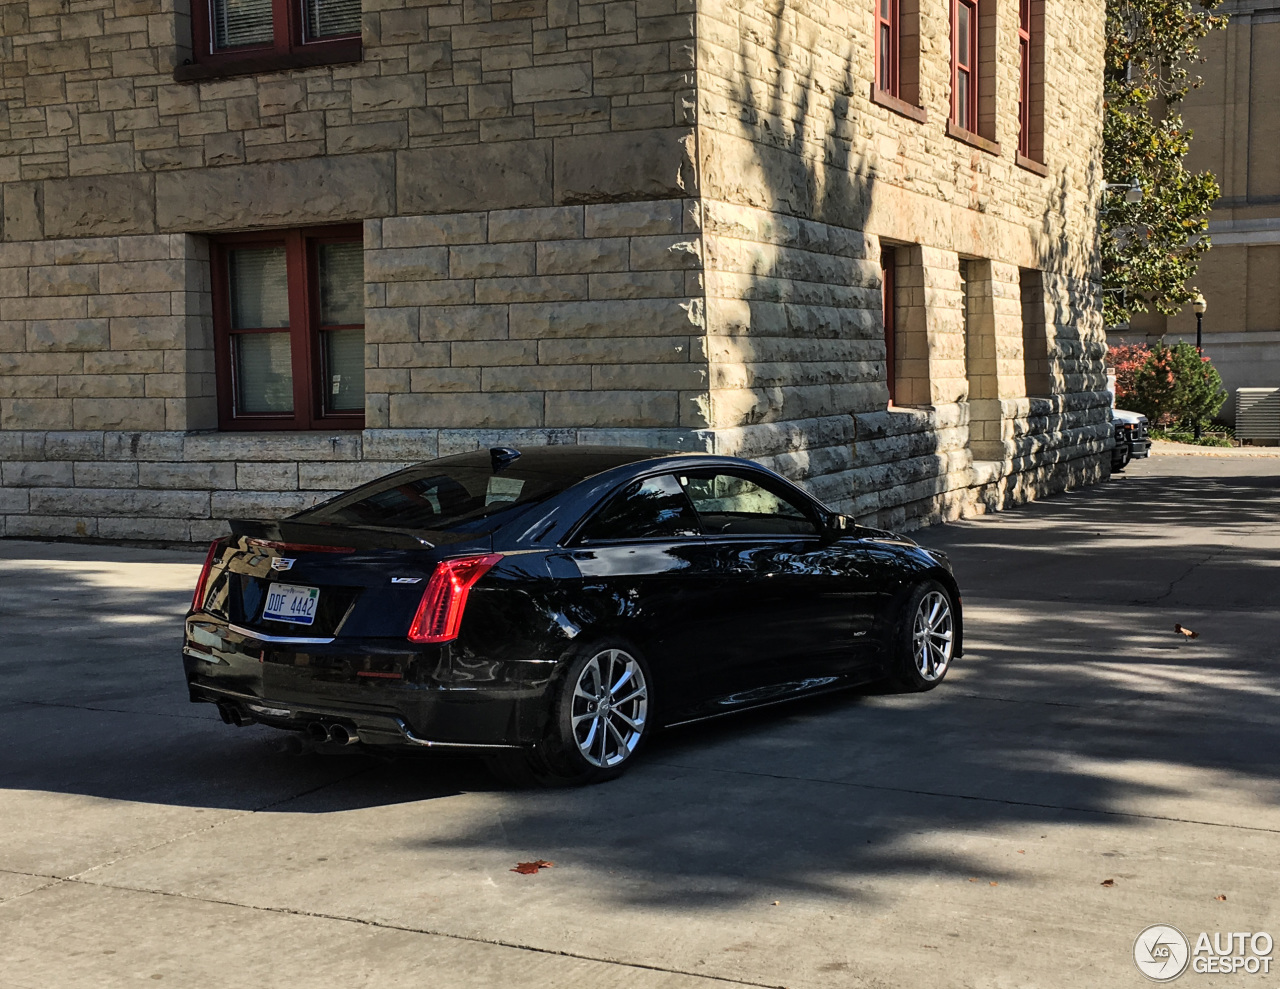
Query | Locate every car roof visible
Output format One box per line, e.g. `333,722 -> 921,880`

430,445 -> 688,480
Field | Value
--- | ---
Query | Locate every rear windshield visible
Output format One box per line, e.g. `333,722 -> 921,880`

295,465 -> 570,533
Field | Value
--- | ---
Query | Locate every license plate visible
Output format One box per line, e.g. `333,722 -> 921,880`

262,583 -> 320,626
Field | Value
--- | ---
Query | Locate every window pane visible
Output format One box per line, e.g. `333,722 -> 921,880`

881,0 -> 891,16
579,475 -> 700,541
680,473 -> 818,537
318,242 -> 363,326
305,0 -> 361,40
880,24 -> 892,90
323,328 -> 365,413
212,0 -> 274,49
228,246 -> 289,330
957,4 -> 971,66
234,332 -> 294,414
957,71 -> 971,129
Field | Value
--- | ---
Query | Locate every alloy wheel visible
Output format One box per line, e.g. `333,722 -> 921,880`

571,648 -> 649,768
912,590 -> 954,682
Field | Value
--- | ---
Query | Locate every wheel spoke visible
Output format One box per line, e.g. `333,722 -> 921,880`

610,709 -> 643,732
609,666 -> 634,697
580,716 -> 598,751
612,686 -> 646,707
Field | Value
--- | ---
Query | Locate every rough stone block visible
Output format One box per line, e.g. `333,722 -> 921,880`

3,460 -> 74,487
236,462 -> 299,491
512,63 -> 592,102
537,237 -> 629,274
488,206 -> 583,243
351,76 -> 427,113
44,175 -> 155,237
397,142 -> 552,214
545,390 -> 679,427
138,461 -> 237,490
72,397 -> 166,431
510,297 -> 697,338
25,319 -> 110,352
2,398 -> 74,430
72,461 -> 139,487
389,391 -> 543,428
382,213 -> 488,248
584,199 -> 683,237
554,129 -> 696,204
360,428 -> 440,462
156,155 -> 394,232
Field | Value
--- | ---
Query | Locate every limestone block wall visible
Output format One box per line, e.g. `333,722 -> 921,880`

361,199 -> 709,433
0,233 -> 214,432
0,0 -> 699,241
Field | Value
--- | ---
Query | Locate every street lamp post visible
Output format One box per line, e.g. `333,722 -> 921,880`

1193,292 -> 1207,440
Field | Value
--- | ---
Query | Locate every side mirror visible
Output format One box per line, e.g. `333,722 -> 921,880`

819,513 -> 849,545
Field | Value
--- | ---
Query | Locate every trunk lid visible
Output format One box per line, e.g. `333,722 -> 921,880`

200,520 -> 491,639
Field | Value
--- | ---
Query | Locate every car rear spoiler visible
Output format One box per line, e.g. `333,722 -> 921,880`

228,518 -> 485,552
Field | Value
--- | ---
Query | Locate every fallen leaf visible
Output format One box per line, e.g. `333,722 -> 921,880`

771,900 -> 780,906
968,878 -> 979,883
1214,894 -> 1227,901
1174,623 -> 1200,639
511,860 -> 554,875
1100,878 -> 1115,887
1017,850 -> 1026,855
989,882 -> 999,887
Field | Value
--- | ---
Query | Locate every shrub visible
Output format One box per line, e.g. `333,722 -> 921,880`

1108,341 -> 1226,429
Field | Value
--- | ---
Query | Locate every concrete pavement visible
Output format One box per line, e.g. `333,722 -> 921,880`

1,452 -> 1278,988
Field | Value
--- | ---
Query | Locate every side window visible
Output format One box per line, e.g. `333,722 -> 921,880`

679,473 -> 819,537
578,475 -> 701,542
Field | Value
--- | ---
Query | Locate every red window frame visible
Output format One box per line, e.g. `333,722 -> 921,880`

1018,0 -> 1033,158
188,0 -> 361,76
951,0 -> 979,132
875,0 -> 900,98
211,225 -> 365,432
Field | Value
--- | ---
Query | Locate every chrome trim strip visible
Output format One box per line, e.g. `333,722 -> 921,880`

227,623 -> 335,645
391,718 -> 521,750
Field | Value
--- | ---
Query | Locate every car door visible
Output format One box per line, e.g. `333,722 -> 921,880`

674,468 -> 878,700
549,472 -> 728,721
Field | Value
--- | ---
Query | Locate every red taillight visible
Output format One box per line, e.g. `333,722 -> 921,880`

407,554 -> 503,644
192,540 -> 220,612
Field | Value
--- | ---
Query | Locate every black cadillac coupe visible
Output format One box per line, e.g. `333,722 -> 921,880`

184,446 -> 962,784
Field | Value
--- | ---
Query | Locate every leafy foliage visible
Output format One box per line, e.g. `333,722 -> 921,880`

1103,0 -> 1227,327
1109,341 -> 1227,428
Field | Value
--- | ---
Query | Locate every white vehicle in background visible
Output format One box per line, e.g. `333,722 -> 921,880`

1110,408 -> 1151,471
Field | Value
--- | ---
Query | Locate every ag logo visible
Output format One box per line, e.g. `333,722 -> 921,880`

1135,925 -> 1191,982
270,558 -> 295,572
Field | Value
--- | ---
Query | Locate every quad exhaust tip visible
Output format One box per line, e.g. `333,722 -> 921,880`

305,721 -> 361,746
217,702 -> 254,727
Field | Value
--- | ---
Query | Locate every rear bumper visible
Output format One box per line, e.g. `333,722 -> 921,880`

184,618 -> 557,748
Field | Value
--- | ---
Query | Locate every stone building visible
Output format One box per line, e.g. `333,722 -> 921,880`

0,0 -> 1110,544
1122,0 -> 1280,421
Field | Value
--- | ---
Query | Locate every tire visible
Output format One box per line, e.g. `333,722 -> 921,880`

888,580 -> 958,692
1112,435 -> 1133,472
487,639 -> 654,787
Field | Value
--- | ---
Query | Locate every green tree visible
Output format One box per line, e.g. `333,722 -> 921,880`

1103,0 -> 1227,328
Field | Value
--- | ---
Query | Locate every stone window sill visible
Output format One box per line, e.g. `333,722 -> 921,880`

1016,153 -> 1049,176
946,120 -> 1001,157
870,86 -> 928,124
173,42 -> 362,83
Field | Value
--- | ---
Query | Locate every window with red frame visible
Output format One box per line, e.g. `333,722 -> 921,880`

211,227 -> 365,431
882,246 -> 897,405
189,0 -> 360,73
952,0 -> 978,132
876,0 -> 899,97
